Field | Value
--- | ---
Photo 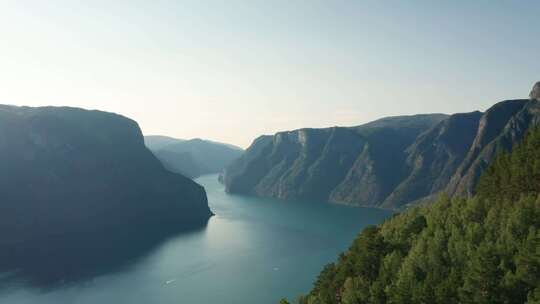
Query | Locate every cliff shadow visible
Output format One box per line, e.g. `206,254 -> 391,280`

0,217 -> 210,290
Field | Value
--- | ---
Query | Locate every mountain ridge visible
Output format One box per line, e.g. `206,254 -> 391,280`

223,114 -> 448,208
145,135 -> 243,178
224,86 -> 540,209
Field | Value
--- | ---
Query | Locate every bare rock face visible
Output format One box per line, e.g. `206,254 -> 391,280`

223,82 -> 540,211
531,81 -> 540,101
222,114 -> 448,207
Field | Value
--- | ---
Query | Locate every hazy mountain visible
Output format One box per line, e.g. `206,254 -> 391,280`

224,83 -> 540,209
145,136 -> 243,178
0,105 -> 212,283
143,135 -> 185,150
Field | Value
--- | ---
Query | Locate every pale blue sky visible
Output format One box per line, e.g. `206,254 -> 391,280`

1,1 -> 538,147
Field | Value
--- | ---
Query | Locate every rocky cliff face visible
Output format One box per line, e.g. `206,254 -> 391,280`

329,115 -> 449,206
531,81 -> 540,101
223,114 -> 447,207
446,99 -> 540,197
224,83 -> 540,209
0,105 -> 212,283
382,111 -> 483,208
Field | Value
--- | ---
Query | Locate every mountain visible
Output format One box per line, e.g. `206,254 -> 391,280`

145,136 -> 243,178
224,84 -> 540,209
0,105 -> 212,284
444,99 -> 538,197
222,114 -> 447,207
286,124 -> 540,304
531,81 -> 540,101
381,111 -> 483,208
143,135 -> 184,150
330,115 -> 448,207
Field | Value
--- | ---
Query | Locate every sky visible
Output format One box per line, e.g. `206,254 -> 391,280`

0,1 -> 539,148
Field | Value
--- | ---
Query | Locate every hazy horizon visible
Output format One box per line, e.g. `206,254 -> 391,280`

1,1 -> 539,147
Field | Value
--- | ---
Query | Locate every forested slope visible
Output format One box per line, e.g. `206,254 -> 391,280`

283,127 -> 540,304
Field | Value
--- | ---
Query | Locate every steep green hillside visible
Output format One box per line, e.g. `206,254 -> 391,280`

284,128 -> 540,304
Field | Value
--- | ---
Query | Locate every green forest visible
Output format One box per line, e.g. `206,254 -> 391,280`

282,128 -> 540,304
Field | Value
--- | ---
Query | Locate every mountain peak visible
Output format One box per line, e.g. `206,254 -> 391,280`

530,81 -> 540,101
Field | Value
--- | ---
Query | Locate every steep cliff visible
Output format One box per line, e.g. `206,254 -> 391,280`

224,83 -> 540,209
0,105 -> 212,283
223,114 -> 447,207
382,111 -> 483,208
446,99 -> 540,197
531,81 -> 540,101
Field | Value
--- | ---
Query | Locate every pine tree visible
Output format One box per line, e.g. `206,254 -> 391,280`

460,243 -> 504,303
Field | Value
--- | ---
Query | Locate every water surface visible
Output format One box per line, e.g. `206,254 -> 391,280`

0,174 -> 392,303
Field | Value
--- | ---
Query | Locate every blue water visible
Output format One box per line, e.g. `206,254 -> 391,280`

0,174 -> 392,304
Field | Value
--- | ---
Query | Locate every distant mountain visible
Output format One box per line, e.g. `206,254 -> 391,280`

223,83 -> 540,209
0,105 -> 212,283
222,114 -> 447,208
144,135 -> 185,150
145,136 -> 243,178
